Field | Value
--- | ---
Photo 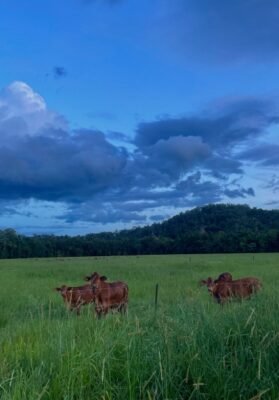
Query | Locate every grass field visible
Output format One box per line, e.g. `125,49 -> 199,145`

0,254 -> 279,400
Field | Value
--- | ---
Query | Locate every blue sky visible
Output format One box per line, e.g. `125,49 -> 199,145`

0,0 -> 278,235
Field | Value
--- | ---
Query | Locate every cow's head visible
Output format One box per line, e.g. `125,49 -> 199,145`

85,272 -> 107,292
199,277 -> 213,287
84,272 -> 99,282
54,285 -> 68,297
200,277 -> 217,294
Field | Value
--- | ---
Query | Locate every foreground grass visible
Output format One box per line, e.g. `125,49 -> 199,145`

0,254 -> 279,399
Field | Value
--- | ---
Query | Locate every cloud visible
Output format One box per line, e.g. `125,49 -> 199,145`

135,98 -> 278,149
157,0 -> 279,63
53,66 -> 67,79
224,187 -> 255,199
240,143 -> 279,165
0,81 -> 66,137
136,136 -> 211,183
0,130 -> 127,202
59,169 -> 255,224
0,82 -> 127,203
263,175 -> 279,193
61,204 -> 147,224
0,81 -> 262,227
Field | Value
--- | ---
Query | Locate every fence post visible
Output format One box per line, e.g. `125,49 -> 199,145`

155,284 -> 159,312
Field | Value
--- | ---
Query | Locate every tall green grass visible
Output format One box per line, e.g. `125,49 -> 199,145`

0,254 -> 279,399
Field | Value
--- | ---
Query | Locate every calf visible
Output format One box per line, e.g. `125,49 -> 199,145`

206,277 -> 261,304
85,272 -> 128,317
55,284 -> 95,315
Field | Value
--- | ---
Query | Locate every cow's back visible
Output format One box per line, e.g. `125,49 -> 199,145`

214,277 -> 260,301
66,285 -> 95,305
233,277 -> 261,292
97,281 -> 128,307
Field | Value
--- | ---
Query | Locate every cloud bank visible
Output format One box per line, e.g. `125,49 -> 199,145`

0,81 -> 277,227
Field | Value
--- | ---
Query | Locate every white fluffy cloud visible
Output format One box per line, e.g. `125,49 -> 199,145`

0,81 -> 66,138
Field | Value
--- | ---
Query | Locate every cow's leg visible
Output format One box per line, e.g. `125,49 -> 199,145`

119,303 -> 127,315
101,306 -> 109,316
76,306 -> 81,316
95,305 -> 102,319
216,295 -> 226,306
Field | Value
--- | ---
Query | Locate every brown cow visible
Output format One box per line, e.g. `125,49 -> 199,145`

54,284 -> 95,315
85,272 -> 128,317
206,277 -> 261,304
200,272 -> 232,286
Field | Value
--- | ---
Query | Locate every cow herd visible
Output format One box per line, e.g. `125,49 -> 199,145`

55,272 -> 128,317
55,270 -> 262,317
200,272 -> 262,304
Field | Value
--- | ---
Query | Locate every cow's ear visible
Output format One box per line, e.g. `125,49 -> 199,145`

100,276 -> 107,281
54,287 -> 61,292
207,277 -> 213,284
200,279 -> 207,285
84,276 -> 91,281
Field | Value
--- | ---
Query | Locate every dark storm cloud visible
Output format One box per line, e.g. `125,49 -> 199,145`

159,0 -> 279,63
224,187 -> 255,199
135,98 -> 278,148
0,201 -> 33,217
53,66 -> 67,79
264,175 -> 279,193
240,143 -> 279,165
0,130 -> 127,202
59,169 -> 255,224
106,131 -> 132,143
53,96 -> 275,223
62,206 -> 146,224
204,155 -> 243,176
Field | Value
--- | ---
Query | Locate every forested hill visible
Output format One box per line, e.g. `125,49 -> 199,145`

0,204 -> 279,258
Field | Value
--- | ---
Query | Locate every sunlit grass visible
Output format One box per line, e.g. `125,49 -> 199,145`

0,254 -> 279,399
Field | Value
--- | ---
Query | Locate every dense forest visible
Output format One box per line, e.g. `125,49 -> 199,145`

0,204 -> 279,258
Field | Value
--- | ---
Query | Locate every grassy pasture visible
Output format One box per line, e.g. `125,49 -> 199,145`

0,254 -> 279,400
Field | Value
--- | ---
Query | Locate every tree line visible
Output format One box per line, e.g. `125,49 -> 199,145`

0,204 -> 279,258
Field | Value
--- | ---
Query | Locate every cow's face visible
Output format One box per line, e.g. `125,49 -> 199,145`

204,278 -> 216,293
84,272 -> 99,282
85,273 -> 107,292
199,277 -> 213,287
92,275 -> 107,293
54,285 -> 68,297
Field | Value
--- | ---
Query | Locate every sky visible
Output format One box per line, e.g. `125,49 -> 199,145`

0,0 -> 278,235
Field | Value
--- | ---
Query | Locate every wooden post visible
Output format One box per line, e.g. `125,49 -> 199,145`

155,284 -> 159,311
